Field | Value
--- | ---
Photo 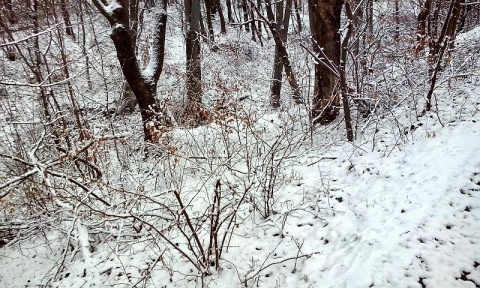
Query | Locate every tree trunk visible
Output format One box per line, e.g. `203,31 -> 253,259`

185,0 -> 203,122
365,0 -> 373,42
226,0 -> 233,23
308,0 -> 343,125
293,0 -> 302,32
242,0 -> 250,32
205,0 -> 215,42
394,0 -> 399,41
254,0 -> 302,106
425,0 -> 463,112
446,0 -> 465,48
92,0 -> 168,142
118,0 -> 141,115
5,0 -> 17,24
32,0 -> 50,120
341,1 -> 354,142
416,0 -> 432,55
78,0 -> 92,89
270,0 -> 285,107
214,0 -> 227,33
60,0 -> 75,39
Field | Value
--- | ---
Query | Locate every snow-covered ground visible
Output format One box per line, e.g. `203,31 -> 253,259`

2,86 -> 480,287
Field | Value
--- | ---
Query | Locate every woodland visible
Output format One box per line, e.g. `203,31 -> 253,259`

0,0 -> 480,287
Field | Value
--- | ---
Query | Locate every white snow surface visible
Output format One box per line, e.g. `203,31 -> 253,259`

1,93 -> 480,287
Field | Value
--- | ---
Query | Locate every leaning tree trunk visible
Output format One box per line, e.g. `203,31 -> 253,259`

118,0 -> 141,114
308,0 -> 343,125
92,0 -> 168,142
425,0 -> 463,112
254,0 -> 302,106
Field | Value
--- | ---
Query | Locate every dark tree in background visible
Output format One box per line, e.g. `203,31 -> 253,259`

3,0 -> 17,24
249,0 -> 302,108
185,0 -> 203,122
269,0 -> 294,107
308,0 -> 344,125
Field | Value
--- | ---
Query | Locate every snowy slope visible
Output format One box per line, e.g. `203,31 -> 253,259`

1,78 -> 479,288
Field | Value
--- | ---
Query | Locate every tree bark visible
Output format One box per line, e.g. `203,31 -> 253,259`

308,0 -> 343,125
214,0 -> 227,33
341,0 -> 354,142
60,0 -> 75,39
92,0 -> 168,142
226,0 -> 233,23
205,0 -> 215,42
253,0 -> 302,106
185,0 -> 203,122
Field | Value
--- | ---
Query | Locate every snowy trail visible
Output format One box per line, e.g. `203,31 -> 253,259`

298,122 -> 480,287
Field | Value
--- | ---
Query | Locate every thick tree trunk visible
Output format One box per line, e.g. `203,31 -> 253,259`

119,0 -> 141,115
92,0 -> 168,142
185,0 -> 203,121
308,0 -> 343,125
110,26 -> 158,138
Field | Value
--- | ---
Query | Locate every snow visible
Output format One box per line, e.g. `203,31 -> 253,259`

2,86 -> 479,287
104,0 -> 123,16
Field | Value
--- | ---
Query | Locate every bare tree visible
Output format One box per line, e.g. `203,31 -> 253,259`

2,0 -> 17,24
269,0 -> 294,107
423,0 -> 464,112
184,0 -> 203,122
205,0 -> 216,42
308,0 -> 343,125
340,0 -> 354,142
91,0 -> 168,142
60,0 -> 75,39
251,0 -> 302,107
